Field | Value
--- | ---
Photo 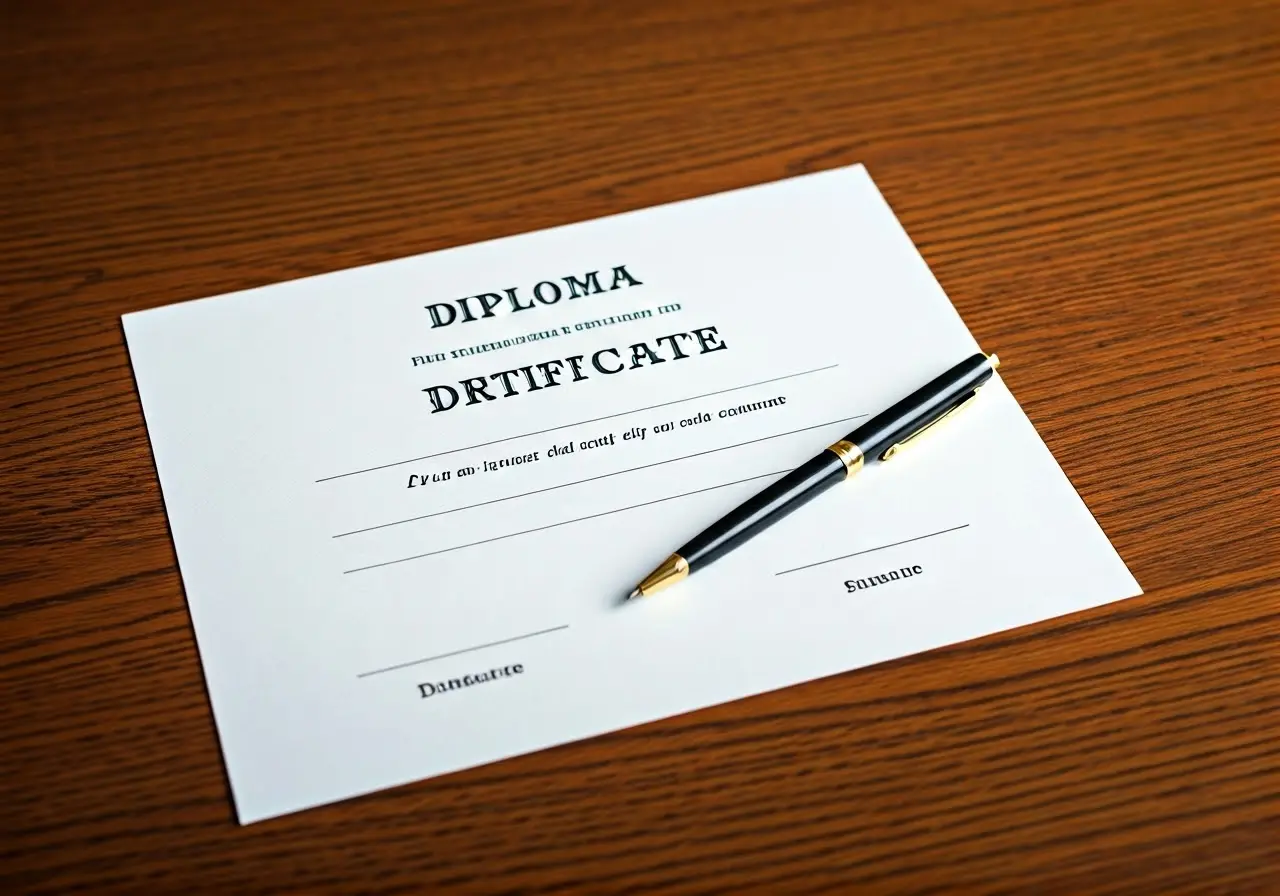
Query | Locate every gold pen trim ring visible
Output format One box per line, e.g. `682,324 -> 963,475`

827,439 -> 864,478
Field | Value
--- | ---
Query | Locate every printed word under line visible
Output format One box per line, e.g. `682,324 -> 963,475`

774,524 -> 971,576
315,363 -> 838,482
357,625 -> 570,679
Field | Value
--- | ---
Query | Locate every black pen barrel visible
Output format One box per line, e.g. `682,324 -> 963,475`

677,451 -> 847,569
633,352 -> 1000,597
845,352 -> 994,460
674,353 -> 996,572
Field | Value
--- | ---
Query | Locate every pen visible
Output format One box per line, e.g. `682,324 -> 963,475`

627,351 -> 1001,598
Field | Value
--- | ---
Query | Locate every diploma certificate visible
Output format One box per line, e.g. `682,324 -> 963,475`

123,165 -> 1140,823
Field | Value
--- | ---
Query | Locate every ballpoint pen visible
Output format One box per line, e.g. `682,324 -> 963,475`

627,351 -> 1000,598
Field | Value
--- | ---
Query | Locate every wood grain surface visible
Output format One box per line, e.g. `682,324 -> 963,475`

3,0 -> 1279,890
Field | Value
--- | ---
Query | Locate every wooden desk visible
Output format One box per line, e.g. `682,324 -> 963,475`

3,0 -> 1277,889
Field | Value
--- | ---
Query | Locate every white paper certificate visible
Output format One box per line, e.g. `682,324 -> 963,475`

123,165 -> 1140,823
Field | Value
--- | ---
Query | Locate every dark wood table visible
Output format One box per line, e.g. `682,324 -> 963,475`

4,0 -> 1278,890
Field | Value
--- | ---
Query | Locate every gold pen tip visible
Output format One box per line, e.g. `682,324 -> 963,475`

630,554 -> 690,600
627,588 -> 642,600
989,352 -> 1001,369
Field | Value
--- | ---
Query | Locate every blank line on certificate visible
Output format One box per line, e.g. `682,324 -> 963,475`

773,524 -> 971,576
332,414 -> 865,538
343,470 -> 788,574
316,363 -> 838,483
357,625 -> 570,678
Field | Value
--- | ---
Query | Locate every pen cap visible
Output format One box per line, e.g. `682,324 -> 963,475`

845,352 -> 996,460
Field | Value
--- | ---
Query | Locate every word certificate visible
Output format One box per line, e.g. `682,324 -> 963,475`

123,165 -> 1140,823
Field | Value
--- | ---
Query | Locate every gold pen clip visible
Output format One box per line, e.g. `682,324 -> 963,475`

879,391 -> 979,461
880,352 -> 999,461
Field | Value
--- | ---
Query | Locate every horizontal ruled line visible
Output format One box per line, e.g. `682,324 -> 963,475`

774,524 -> 971,576
315,363 -> 838,482
357,625 -> 570,678
343,470 -> 788,574
333,414 -> 864,538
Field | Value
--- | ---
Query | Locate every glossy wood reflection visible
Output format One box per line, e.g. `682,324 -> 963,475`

2,0 -> 1278,890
